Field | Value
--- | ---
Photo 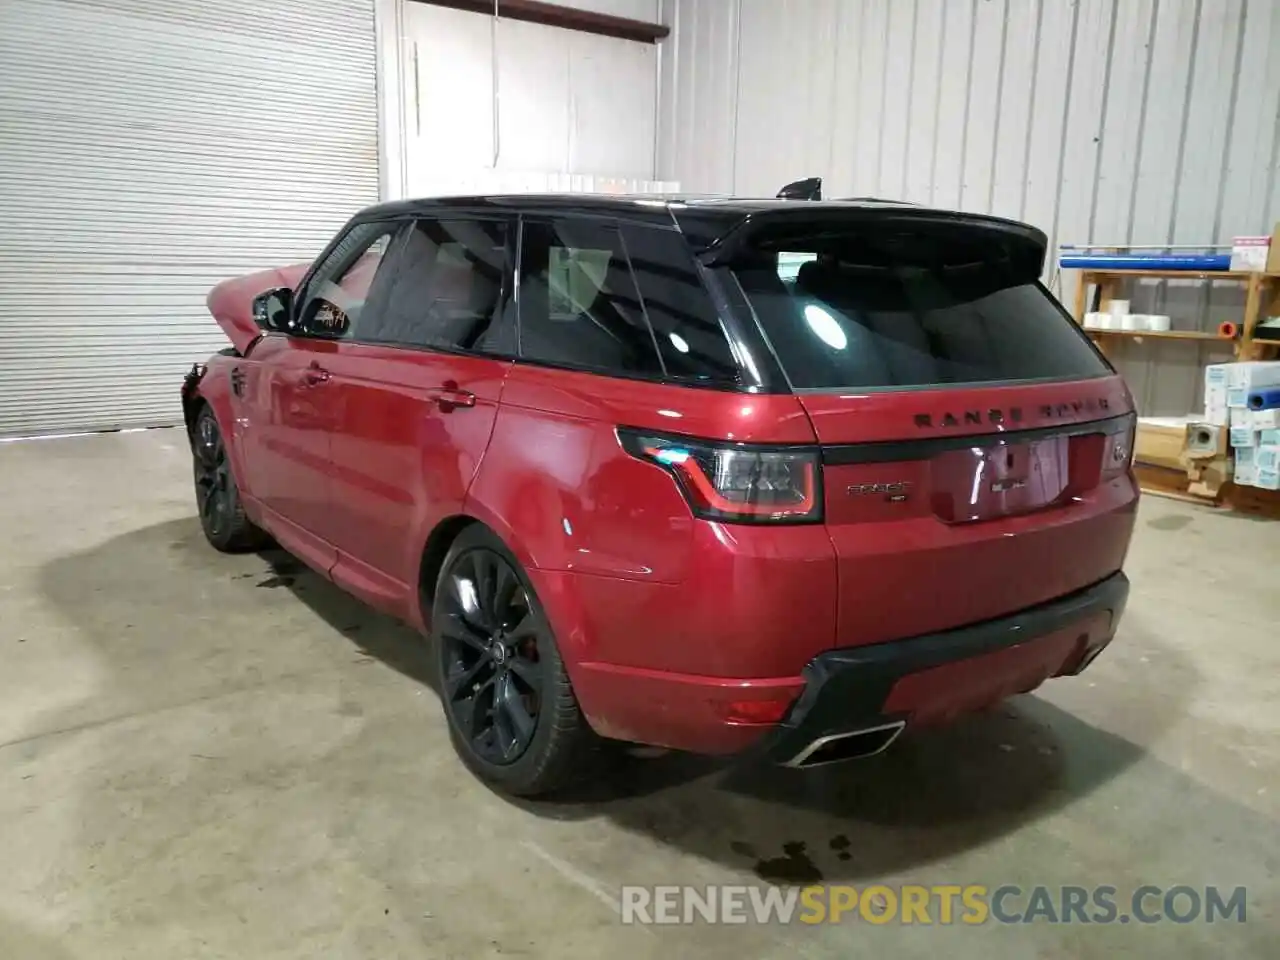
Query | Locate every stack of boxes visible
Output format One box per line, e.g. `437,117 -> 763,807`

1206,361 -> 1280,490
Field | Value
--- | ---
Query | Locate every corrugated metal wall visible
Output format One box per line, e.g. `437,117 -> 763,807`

657,0 -> 1280,415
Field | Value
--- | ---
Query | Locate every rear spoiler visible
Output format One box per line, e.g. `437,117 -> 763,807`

696,206 -> 1049,272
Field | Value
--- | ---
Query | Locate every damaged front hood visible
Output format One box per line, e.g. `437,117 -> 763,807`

206,263 -> 310,353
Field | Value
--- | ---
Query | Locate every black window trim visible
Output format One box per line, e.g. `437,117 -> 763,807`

509,213 -> 764,393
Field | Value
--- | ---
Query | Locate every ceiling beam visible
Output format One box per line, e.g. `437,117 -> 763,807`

409,0 -> 669,44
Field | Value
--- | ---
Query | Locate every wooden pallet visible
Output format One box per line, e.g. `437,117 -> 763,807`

1134,461 -> 1280,517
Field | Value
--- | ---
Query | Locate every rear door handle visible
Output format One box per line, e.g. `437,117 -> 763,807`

301,363 -> 330,386
427,381 -> 476,412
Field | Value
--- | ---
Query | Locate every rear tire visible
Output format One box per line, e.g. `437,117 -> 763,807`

432,525 -> 599,797
192,405 -> 268,553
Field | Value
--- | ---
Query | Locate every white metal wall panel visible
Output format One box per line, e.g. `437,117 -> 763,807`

657,0 -> 1280,416
402,2 -> 658,197
0,0 -> 378,437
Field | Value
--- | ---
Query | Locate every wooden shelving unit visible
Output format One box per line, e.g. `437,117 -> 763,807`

1069,265 -> 1280,516
1087,329 -> 1225,342
1069,268 -> 1280,360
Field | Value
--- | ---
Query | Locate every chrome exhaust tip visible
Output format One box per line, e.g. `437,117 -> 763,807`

784,720 -> 907,768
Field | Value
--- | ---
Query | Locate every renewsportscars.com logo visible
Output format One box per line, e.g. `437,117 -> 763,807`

620,884 -> 1248,926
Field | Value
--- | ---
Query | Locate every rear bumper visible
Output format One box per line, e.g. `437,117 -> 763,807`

571,571 -> 1128,758
761,571 -> 1129,765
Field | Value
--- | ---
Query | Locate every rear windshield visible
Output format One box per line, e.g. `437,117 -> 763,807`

730,225 -> 1109,390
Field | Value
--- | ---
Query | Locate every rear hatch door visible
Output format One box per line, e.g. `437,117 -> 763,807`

722,209 -> 1137,647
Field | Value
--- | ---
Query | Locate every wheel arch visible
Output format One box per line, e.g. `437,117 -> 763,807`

183,358 -> 253,502
417,514 -> 481,614
413,509 -> 558,637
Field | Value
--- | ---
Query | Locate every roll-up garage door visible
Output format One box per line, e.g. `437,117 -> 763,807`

0,0 -> 379,437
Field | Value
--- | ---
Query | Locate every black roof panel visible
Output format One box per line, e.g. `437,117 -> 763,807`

351,193 -> 1042,255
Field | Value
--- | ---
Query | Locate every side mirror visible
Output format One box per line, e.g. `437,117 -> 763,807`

252,287 -> 293,332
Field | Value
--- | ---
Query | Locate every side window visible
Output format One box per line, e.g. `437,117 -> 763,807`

517,219 -> 664,378
357,218 -> 512,352
294,220 -> 402,338
619,225 -> 740,384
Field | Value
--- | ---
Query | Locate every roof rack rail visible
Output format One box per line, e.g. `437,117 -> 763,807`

834,196 -> 917,204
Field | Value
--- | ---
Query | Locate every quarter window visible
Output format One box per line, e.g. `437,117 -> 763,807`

517,219 -> 738,384
619,225 -> 739,383
518,219 -> 658,377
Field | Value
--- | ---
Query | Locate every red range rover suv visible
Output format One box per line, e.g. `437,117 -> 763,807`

184,191 -> 1137,796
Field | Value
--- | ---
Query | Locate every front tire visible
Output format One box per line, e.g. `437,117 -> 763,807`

192,405 -> 268,553
432,525 -> 598,797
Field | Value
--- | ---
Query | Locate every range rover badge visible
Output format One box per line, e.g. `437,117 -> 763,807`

847,481 -> 911,502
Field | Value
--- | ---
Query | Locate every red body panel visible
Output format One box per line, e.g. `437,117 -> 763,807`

194,256 -> 1138,759
803,376 -> 1137,649
320,342 -> 509,625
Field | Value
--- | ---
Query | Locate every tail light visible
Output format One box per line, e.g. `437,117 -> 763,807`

618,428 -> 822,523
1103,413 -> 1137,479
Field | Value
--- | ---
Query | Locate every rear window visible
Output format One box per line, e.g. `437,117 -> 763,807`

730,226 -> 1109,390
518,219 -> 739,385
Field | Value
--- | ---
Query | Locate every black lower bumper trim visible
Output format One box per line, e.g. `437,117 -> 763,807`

764,572 -> 1130,764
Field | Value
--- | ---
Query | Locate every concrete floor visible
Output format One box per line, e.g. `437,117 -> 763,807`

1,429 -> 1277,959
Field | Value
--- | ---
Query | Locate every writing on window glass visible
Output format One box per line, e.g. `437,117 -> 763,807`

548,247 -> 613,319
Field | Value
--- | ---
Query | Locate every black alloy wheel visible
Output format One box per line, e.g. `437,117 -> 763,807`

194,408 -> 233,541
191,405 -> 267,553
436,547 -> 545,765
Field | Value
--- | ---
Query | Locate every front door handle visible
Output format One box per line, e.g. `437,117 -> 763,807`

301,362 -> 330,387
428,381 -> 476,413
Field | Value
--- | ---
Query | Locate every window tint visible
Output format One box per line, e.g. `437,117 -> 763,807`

356,218 -> 512,352
295,221 -> 401,338
619,225 -> 739,383
518,219 -> 739,384
518,219 -> 660,377
730,227 -> 1108,390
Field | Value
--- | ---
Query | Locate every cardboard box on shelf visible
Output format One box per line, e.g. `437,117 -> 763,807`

1225,361 -> 1280,392
1230,407 -> 1252,428
1204,403 -> 1229,427
1251,407 -> 1280,430
1261,429 -> 1280,445
1257,446 -> 1280,471
1230,426 -> 1259,448
1230,235 -> 1272,272
1228,388 -> 1250,408
1255,467 -> 1280,491
1235,447 -> 1258,486
1205,364 -> 1230,389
